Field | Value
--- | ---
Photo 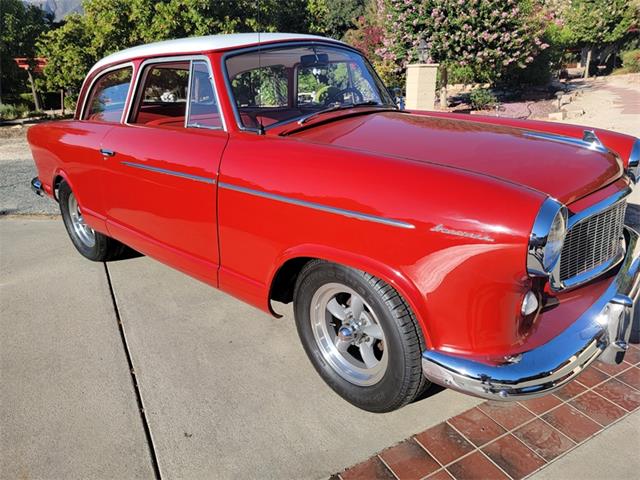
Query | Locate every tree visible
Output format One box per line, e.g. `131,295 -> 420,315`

565,0 -> 638,78
308,0 -> 366,39
38,14 -> 94,100
38,0 -> 311,97
0,0 -> 50,107
145,0 -> 310,38
343,0 -> 384,59
342,0 -> 394,85
378,0 -> 548,106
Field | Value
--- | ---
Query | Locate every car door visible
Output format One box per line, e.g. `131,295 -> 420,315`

101,57 -> 228,286
54,64 -> 135,232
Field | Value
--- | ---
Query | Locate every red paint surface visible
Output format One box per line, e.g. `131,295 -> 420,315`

286,111 -> 623,204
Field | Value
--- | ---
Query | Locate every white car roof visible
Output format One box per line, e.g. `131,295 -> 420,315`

89,33 -> 345,75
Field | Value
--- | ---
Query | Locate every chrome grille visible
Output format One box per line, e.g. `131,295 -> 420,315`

559,200 -> 627,282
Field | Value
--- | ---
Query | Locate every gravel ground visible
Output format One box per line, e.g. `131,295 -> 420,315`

0,126 -> 59,216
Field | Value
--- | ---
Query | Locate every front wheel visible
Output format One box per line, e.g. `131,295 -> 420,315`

293,260 -> 429,412
59,181 -> 126,261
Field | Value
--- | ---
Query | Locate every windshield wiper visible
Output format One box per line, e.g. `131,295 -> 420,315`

297,101 -> 392,125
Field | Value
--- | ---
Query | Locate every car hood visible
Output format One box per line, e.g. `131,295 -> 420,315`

288,111 -> 623,204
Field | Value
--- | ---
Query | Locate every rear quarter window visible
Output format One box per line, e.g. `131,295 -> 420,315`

83,66 -> 133,123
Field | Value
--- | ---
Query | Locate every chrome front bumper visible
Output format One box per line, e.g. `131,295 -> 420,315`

422,226 -> 640,401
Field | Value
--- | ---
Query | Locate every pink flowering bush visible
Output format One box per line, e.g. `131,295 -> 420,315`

378,0 -> 549,87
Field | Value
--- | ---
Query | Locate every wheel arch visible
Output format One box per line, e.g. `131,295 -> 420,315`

267,244 -> 432,346
51,169 -> 73,201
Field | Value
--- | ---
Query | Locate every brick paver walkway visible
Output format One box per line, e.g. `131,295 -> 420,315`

334,344 -> 640,480
604,84 -> 640,115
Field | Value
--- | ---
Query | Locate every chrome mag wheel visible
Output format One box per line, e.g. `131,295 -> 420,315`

310,283 -> 388,386
68,192 -> 96,248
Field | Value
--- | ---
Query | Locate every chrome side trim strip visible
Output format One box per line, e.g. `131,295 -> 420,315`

121,161 -> 215,184
218,182 -> 415,229
523,131 -> 609,154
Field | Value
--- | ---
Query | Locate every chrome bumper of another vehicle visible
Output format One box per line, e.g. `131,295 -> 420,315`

422,226 -> 639,401
31,177 -> 44,196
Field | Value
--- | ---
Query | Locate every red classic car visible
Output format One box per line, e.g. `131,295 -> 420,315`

28,33 -> 639,412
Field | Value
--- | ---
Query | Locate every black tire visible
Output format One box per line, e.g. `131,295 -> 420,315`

59,181 -> 127,262
293,260 -> 429,412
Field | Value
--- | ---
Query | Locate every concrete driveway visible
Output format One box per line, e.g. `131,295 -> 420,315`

1,218 -> 481,479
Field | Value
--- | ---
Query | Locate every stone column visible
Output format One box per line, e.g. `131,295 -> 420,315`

405,63 -> 439,111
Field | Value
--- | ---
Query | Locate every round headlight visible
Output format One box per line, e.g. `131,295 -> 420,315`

542,208 -> 566,271
527,198 -> 567,276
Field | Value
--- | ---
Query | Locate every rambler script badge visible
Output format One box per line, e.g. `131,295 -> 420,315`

430,224 -> 495,242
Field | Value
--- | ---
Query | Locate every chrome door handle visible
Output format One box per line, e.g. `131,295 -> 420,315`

100,148 -> 116,157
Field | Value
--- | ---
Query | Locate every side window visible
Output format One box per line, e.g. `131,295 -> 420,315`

83,66 -> 132,122
186,61 -> 222,129
130,62 -> 190,126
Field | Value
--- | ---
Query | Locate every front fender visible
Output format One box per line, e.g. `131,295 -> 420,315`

421,111 -> 639,175
269,243 -> 434,346
219,134 -> 545,357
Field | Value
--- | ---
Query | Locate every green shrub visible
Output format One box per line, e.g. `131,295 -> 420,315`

1,103 -> 33,120
622,50 -> 640,73
469,88 -> 498,110
16,104 -> 30,118
0,104 -> 18,120
19,93 -> 34,105
64,94 -> 78,112
440,64 -> 493,89
448,65 -> 476,85
28,110 -> 47,119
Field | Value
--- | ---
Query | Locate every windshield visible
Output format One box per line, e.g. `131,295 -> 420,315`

224,44 -> 395,130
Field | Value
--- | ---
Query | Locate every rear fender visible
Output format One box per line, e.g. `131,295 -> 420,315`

51,168 -> 73,200
52,167 -> 107,232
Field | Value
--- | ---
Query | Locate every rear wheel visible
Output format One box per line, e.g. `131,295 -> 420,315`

59,181 -> 126,261
293,260 -> 429,412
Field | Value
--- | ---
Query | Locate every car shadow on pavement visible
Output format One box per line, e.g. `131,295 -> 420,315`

414,383 -> 447,403
107,246 -> 144,261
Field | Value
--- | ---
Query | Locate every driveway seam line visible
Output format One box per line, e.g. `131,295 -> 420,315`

104,262 -> 162,480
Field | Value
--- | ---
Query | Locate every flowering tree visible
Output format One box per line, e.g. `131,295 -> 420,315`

343,0 -> 390,80
378,0 -> 548,105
